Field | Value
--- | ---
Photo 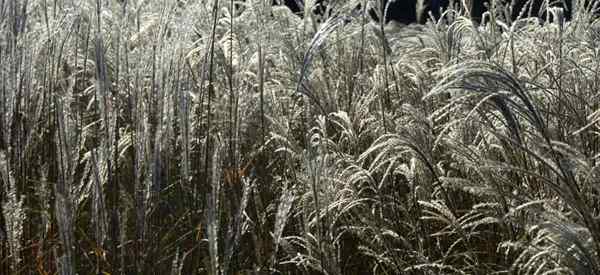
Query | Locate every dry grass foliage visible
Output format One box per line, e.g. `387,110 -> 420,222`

0,0 -> 599,274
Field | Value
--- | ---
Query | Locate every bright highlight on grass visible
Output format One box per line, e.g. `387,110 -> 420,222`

0,0 -> 599,274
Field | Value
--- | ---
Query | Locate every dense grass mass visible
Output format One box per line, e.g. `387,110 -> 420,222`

1,0 -> 600,274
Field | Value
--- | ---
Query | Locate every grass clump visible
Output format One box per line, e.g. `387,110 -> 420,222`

0,0 -> 599,274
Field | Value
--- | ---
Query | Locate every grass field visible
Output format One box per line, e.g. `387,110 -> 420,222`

1,0 -> 600,274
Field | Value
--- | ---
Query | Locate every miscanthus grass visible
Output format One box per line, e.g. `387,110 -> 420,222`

0,0 -> 599,274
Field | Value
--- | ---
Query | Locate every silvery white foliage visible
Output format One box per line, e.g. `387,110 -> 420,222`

0,152 -> 24,271
56,253 -> 75,275
170,247 -> 186,275
55,190 -> 75,275
223,177 -> 253,275
273,183 -> 294,257
54,90 -> 78,275
207,143 -> 223,275
36,164 -> 52,239
91,150 -> 108,245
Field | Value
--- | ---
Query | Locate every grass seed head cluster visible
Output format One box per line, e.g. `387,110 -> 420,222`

0,0 -> 599,274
